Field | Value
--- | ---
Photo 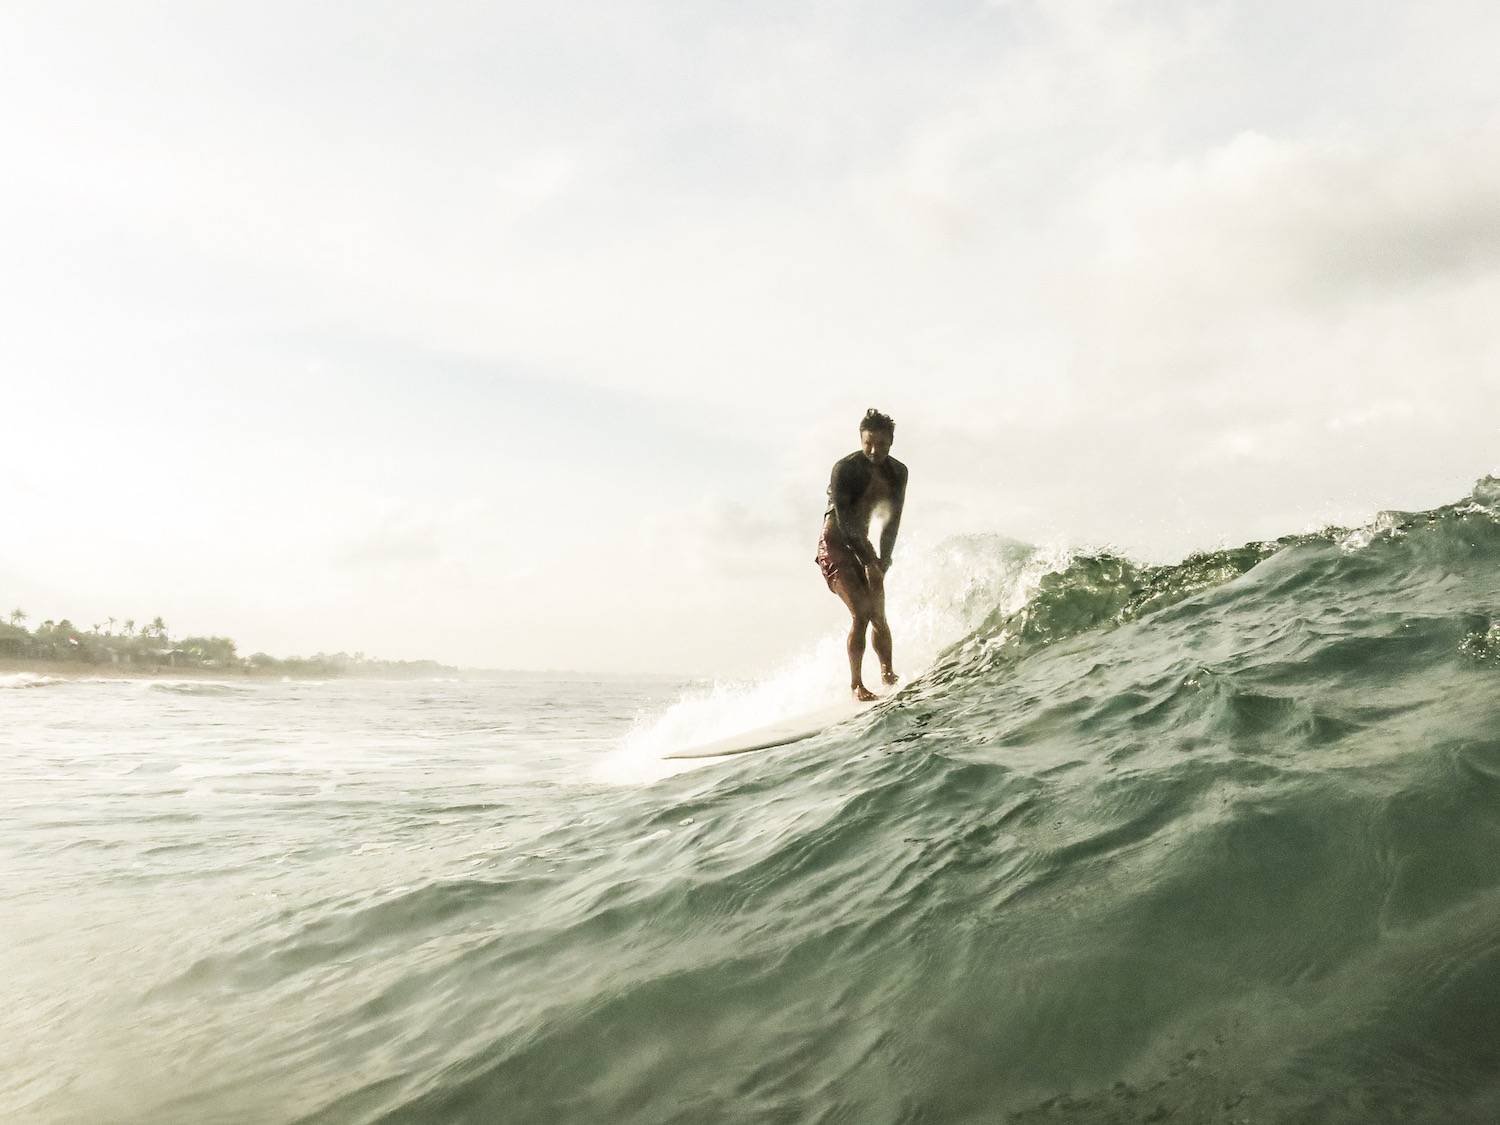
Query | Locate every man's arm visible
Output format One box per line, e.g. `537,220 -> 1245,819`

877,466 -> 907,570
830,459 -> 879,566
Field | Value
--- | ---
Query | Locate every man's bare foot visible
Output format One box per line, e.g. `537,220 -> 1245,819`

852,685 -> 878,702
881,669 -> 899,686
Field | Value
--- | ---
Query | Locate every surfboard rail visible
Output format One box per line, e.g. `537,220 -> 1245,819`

662,700 -> 876,760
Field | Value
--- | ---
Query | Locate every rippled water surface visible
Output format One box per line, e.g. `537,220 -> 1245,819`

3,675 -> 688,1122
9,479 -> 1500,1124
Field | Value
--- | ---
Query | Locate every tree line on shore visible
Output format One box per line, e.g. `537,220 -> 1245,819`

1,609 -> 454,678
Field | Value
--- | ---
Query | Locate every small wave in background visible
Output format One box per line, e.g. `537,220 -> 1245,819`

0,672 -> 62,689
146,679 -> 251,696
7,479 -> 1500,1123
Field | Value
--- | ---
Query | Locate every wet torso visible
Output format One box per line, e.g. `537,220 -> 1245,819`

823,451 -> 905,543
854,467 -> 894,538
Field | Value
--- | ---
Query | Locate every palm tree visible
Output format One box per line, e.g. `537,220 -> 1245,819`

8,609 -> 24,628
123,619 -> 135,637
106,616 -> 116,635
149,616 -> 168,641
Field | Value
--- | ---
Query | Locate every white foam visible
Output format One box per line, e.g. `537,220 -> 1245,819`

0,672 -> 62,689
595,534 -> 1068,785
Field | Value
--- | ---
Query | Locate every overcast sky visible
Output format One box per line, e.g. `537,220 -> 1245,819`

4,0 -> 1499,675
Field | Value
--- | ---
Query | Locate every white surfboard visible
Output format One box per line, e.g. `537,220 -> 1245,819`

662,700 -> 874,760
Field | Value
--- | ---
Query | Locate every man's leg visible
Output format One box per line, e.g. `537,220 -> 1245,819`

829,572 -> 877,701
865,564 -> 898,686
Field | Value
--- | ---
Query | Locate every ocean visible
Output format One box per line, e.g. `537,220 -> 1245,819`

7,477 -> 1500,1124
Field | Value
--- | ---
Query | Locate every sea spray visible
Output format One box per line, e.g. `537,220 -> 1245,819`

600,533 -> 1062,781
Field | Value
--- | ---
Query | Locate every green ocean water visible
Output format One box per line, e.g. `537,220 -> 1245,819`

7,479 -> 1500,1123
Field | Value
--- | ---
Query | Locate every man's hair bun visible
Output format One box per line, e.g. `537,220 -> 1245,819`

860,408 -> 895,436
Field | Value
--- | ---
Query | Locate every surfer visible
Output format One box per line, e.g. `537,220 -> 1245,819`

817,408 -> 909,701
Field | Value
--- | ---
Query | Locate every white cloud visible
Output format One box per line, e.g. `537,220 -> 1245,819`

1086,129 -> 1500,308
5,0 -> 1500,671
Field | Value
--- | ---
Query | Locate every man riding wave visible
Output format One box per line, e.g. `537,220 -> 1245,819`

816,408 -> 908,700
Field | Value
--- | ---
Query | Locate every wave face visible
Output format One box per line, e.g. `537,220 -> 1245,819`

351,480 -> 1500,1123
12,480 -> 1500,1124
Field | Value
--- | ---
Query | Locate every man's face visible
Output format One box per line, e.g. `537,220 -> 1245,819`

861,428 -> 893,464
